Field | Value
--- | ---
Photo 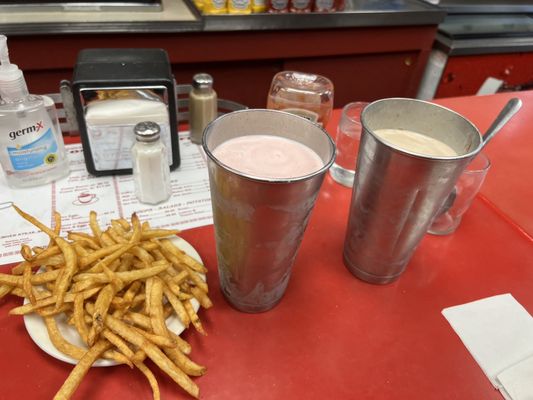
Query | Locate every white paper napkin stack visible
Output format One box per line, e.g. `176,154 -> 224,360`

442,294 -> 533,400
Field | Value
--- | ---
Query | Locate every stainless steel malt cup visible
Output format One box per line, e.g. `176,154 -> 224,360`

344,98 -> 483,284
203,109 -> 335,312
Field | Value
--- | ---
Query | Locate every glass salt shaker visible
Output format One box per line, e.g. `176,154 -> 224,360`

131,121 -> 172,205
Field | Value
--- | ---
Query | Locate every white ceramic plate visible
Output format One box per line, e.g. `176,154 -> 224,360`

23,236 -> 205,367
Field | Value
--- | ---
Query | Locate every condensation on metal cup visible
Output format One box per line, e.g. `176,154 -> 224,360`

203,109 -> 335,312
343,98 -> 483,284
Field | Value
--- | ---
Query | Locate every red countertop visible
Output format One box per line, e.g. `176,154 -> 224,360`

1,91 -> 532,400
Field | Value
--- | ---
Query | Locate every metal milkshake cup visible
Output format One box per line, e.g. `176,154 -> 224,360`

203,109 -> 335,312
343,98 -> 483,284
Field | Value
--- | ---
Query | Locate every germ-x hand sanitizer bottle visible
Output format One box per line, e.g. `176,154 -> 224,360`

0,35 -> 69,188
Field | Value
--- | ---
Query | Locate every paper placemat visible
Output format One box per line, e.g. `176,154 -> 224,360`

0,132 -> 213,265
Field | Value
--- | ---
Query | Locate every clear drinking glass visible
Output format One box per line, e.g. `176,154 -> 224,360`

428,153 -> 491,235
266,71 -> 334,127
329,102 -> 368,187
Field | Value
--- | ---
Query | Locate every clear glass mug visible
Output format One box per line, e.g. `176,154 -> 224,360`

428,153 -> 491,235
329,102 -> 368,187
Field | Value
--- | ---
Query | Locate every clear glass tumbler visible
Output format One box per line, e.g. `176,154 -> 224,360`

329,102 -> 368,187
428,153 -> 491,235
266,71 -> 334,127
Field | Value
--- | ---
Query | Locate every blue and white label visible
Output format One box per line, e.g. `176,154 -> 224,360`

7,128 -> 58,171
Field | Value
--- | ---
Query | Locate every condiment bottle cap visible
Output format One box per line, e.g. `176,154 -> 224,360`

134,121 -> 161,143
192,73 -> 214,90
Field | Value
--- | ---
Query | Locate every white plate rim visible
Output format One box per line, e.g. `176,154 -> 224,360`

23,236 -> 205,367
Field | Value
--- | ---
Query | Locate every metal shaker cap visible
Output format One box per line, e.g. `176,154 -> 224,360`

134,121 -> 161,143
192,73 -> 214,90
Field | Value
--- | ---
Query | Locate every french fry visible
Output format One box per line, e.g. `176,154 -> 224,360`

10,287 -> 100,316
53,340 -> 111,400
0,273 -> 23,287
36,246 -> 63,261
160,239 -> 208,274
39,304 -> 72,317
110,220 -> 127,236
0,284 -> 12,299
44,316 -> 87,360
70,279 -> 104,294
116,218 -> 132,232
100,232 -> 116,247
157,244 -> 208,293
149,278 -> 170,338
122,310 -> 191,355
52,239 -> 78,310
88,211 -> 103,246
145,276 -> 153,314
73,243 -> 90,258
103,349 -> 132,367
190,285 -> 213,309
78,244 -> 127,269
51,211 -> 62,248
20,244 -> 33,262
163,284 -> 190,328
103,312 -> 199,398
130,246 -> 155,264
163,347 -> 207,377
22,261 -> 36,304
88,282 -> 122,346
129,213 -> 141,244
9,287 -> 28,297
107,227 -> 128,244
184,300 -> 206,336
102,328 -> 136,361
140,241 -> 159,252
67,232 -> 100,250
39,255 -> 66,267
132,326 -> 177,349
11,261 -> 28,275
75,261 -> 170,285
140,228 -> 181,240
134,361 -> 161,400
73,293 -> 89,344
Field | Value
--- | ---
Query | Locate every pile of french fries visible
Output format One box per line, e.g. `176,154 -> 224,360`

0,205 -> 212,400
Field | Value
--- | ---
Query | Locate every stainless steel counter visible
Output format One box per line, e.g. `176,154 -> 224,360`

435,14 -> 533,55
438,0 -> 533,14
436,33 -> 533,55
0,0 -> 445,36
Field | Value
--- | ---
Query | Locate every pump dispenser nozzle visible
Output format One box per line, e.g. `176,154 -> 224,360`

0,35 -> 29,101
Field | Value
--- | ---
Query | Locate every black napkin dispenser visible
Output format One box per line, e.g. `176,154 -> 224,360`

72,48 -> 179,176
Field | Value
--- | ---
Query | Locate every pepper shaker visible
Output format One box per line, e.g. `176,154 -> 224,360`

189,73 -> 218,144
131,121 -> 172,205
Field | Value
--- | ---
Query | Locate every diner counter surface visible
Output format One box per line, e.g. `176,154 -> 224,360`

0,90 -> 532,399
0,0 -> 445,35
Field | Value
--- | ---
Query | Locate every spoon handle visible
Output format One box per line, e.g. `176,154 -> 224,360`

481,98 -> 522,147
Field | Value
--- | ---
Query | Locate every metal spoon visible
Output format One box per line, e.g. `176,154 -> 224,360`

480,97 -> 522,148
436,97 -> 522,216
